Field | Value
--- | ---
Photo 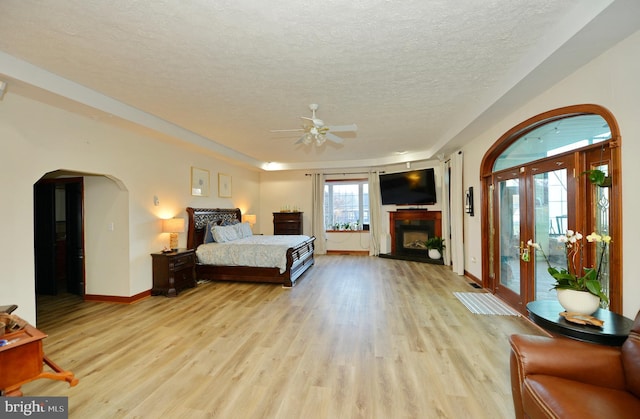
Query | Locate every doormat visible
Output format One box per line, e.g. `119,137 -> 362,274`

453,292 -> 521,316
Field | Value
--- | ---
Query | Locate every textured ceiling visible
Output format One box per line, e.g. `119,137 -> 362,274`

0,0 -> 636,170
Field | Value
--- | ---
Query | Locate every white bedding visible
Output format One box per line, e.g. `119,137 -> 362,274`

196,235 -> 311,273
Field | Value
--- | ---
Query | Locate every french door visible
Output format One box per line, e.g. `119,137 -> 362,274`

493,155 -> 575,311
481,105 -> 621,313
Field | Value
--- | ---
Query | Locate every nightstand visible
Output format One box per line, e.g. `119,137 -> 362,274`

151,248 -> 196,297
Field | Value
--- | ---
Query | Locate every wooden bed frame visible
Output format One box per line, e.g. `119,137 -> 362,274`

186,207 -> 315,287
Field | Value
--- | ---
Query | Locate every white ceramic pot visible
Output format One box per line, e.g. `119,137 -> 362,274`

556,289 -> 601,315
428,249 -> 441,260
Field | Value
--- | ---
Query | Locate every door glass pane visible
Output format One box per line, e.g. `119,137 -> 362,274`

493,114 -> 610,171
488,184 -> 495,279
594,163 -> 610,305
532,169 -> 567,301
498,179 -> 520,294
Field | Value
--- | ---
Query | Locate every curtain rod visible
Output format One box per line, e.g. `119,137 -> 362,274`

305,171 -> 385,176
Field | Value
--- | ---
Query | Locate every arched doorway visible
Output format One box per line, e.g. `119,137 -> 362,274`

34,170 -> 130,322
480,104 -> 622,314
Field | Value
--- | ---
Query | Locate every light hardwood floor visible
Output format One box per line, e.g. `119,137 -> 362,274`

23,255 -> 543,418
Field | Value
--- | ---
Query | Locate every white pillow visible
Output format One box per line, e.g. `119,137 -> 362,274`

234,222 -> 253,239
211,224 -> 240,243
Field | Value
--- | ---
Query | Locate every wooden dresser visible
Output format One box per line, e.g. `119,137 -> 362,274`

273,212 -> 303,235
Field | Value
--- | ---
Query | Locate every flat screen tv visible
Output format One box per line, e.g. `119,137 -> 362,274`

379,168 -> 436,205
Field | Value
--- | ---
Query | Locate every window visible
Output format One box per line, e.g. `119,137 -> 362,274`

493,114 -> 609,172
324,180 -> 369,230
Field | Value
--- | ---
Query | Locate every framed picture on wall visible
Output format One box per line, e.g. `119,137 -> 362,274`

191,167 -> 210,196
218,173 -> 232,198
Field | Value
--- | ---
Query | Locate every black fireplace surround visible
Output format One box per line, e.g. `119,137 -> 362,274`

395,220 -> 435,258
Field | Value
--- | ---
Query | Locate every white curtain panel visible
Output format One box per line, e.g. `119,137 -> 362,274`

368,171 -> 382,256
450,151 -> 465,275
311,173 -> 327,254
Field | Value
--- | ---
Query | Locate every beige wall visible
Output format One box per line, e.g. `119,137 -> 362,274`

0,94 -> 260,324
258,170 -> 311,235
462,29 -> 640,318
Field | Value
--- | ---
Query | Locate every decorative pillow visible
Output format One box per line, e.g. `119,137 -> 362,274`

220,219 -> 240,226
211,224 -> 240,243
234,222 -> 253,239
203,220 -> 219,244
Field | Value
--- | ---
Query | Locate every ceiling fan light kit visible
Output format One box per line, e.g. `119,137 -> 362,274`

273,104 -> 357,147
302,132 -> 325,146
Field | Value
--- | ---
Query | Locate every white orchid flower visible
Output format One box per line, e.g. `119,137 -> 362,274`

527,239 -> 540,249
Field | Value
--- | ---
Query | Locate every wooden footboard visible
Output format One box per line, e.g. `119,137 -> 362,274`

287,236 -> 316,286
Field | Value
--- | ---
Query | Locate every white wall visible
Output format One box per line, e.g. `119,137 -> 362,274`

258,170 -> 311,235
0,93 -> 260,324
462,29 -> 640,318
84,175 -> 130,296
325,232 -> 370,253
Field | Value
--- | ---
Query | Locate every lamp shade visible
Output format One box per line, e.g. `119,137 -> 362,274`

163,218 -> 185,233
162,218 -> 184,251
244,214 -> 256,226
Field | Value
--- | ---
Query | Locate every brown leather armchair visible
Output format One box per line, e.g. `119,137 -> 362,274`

509,311 -> 640,418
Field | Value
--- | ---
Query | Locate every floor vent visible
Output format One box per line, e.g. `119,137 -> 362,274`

468,282 -> 482,289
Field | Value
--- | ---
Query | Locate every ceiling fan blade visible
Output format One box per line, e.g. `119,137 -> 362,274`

301,116 -> 324,126
270,128 -> 304,133
327,124 -> 357,132
295,134 -> 309,144
325,132 -> 345,144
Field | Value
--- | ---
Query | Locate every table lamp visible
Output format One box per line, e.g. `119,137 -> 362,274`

244,214 -> 256,229
162,218 -> 185,250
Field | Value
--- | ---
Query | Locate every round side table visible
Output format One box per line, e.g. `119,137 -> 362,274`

526,300 -> 633,346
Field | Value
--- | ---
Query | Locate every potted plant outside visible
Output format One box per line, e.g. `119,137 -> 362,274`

581,169 -> 612,187
425,236 -> 445,260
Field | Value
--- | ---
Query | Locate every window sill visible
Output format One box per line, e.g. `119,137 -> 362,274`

325,230 -> 369,233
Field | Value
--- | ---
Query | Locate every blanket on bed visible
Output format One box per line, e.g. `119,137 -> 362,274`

195,235 -> 311,273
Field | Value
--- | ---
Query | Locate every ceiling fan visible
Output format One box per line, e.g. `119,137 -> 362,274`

271,104 -> 357,145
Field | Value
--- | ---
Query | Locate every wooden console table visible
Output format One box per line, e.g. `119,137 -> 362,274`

0,318 -> 78,396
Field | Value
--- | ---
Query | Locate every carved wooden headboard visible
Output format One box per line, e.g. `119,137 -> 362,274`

186,207 -> 242,249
